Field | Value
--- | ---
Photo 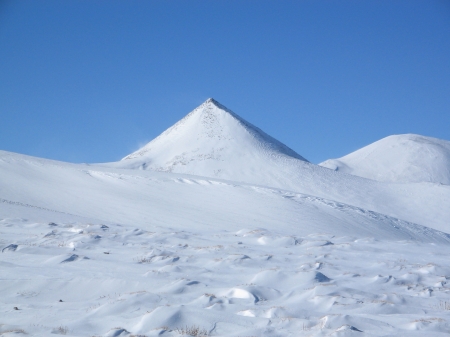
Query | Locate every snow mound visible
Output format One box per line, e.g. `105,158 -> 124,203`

320,134 -> 450,184
116,98 -> 308,181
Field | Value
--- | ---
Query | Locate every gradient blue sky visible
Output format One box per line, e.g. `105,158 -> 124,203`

1,0 -> 449,164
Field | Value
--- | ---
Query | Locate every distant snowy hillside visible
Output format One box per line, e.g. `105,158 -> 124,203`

320,134 -> 450,184
107,102 -> 450,233
1,150 -> 446,242
116,98 -> 308,180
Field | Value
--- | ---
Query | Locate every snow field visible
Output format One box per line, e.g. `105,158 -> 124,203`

1,218 -> 450,336
1,151 -> 449,242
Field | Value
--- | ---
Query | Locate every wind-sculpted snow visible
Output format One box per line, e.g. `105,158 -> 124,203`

320,134 -> 450,185
1,218 -> 450,336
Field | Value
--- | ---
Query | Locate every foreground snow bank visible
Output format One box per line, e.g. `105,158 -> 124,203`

1,218 -> 450,337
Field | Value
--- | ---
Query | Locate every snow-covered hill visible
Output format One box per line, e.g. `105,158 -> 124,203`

107,101 -> 450,233
320,134 -> 450,185
1,151 -> 450,337
117,98 -> 308,179
2,100 -> 450,336
0,150 -> 447,242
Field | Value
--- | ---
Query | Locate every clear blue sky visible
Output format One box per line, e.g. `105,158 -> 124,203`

1,0 -> 449,164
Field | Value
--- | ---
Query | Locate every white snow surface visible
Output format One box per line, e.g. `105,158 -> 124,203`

117,98 -> 308,177
320,134 -> 450,185
1,100 -> 450,336
107,100 -> 450,233
105,99 -> 450,232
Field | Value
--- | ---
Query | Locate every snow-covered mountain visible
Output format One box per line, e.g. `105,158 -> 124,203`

320,134 -> 450,185
117,98 -> 308,180
2,101 -> 450,337
107,101 -> 450,233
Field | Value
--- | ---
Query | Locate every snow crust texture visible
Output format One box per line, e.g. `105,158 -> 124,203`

320,134 -> 450,184
2,218 -> 450,337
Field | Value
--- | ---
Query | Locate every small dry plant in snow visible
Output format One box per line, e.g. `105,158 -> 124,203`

54,326 -> 68,335
438,301 -> 450,310
175,325 -> 209,336
135,256 -> 152,263
0,329 -> 26,335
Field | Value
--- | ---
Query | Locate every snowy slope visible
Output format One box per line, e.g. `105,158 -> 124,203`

107,101 -> 450,233
116,98 -> 308,179
2,100 -> 450,336
1,150 -> 446,242
1,151 -> 450,336
320,134 -> 450,184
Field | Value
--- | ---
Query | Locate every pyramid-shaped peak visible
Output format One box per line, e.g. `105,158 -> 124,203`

205,97 -> 218,105
198,97 -> 232,113
119,100 -> 308,183
192,98 -> 266,134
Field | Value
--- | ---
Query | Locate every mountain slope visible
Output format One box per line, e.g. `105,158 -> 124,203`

2,131 -> 450,336
107,102 -> 450,233
115,98 -> 308,182
320,134 -> 450,184
2,149 -> 450,337
1,150 -> 447,242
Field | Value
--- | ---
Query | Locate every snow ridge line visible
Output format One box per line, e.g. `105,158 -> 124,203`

0,198 -> 78,217
204,99 -> 307,161
270,190 -> 450,242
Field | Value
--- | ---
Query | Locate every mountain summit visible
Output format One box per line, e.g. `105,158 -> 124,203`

118,99 -> 308,182
320,134 -> 450,184
108,102 -> 450,232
